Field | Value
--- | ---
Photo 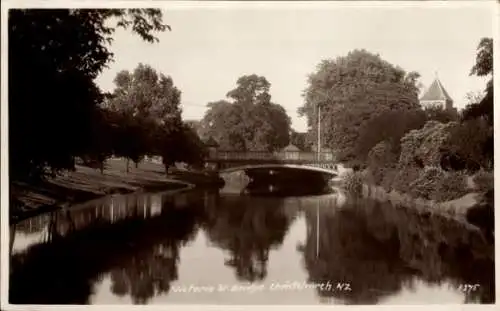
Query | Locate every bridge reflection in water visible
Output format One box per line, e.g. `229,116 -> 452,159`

205,150 -> 340,172
9,188 -> 494,305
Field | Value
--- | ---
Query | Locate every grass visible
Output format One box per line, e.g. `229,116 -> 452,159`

10,158 -> 222,223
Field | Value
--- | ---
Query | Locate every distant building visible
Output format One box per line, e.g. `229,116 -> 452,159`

322,147 -> 334,161
282,144 -> 301,160
419,75 -> 454,111
311,145 -> 335,162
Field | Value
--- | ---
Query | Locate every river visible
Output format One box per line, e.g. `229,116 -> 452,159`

9,186 -> 494,305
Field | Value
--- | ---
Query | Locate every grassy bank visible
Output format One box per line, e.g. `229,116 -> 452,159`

10,158 -> 222,223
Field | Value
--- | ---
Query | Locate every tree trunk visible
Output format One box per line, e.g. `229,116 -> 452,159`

135,161 -> 139,169
100,161 -> 104,174
9,224 -> 16,255
126,158 -> 130,173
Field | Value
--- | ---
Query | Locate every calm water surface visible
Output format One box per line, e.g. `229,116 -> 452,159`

9,187 -> 494,305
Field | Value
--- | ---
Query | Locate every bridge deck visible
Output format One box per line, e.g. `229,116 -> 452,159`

207,150 -> 335,163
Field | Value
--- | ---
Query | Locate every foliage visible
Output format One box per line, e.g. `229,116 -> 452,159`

391,166 -> 421,194
9,9 -> 168,182
112,113 -> 154,165
357,109 -> 427,161
463,37 -> 493,126
341,171 -> 364,195
380,168 -> 399,191
365,140 -> 399,187
470,38 -> 493,78
171,124 -> 208,169
82,107 -> 119,172
399,121 -> 457,168
107,63 -> 191,169
431,171 -> 469,202
408,167 -> 446,200
473,170 -> 494,193
108,64 -> 182,125
444,118 -> 493,171
424,106 -> 458,123
201,75 -> 291,151
299,49 -> 421,161
290,130 -> 312,151
367,141 -> 397,169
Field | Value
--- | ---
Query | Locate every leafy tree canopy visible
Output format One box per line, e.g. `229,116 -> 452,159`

463,37 -> 493,125
109,63 -> 182,125
9,9 -> 169,182
290,130 -> 312,151
299,50 -> 421,161
201,75 -> 291,152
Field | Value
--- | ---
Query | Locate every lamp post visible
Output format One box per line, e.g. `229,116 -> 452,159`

316,89 -> 330,162
317,103 -> 321,162
315,90 -> 330,259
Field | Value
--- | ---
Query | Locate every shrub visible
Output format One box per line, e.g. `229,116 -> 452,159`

367,140 -> 398,168
409,166 -> 445,200
399,121 -> 457,168
391,166 -> 420,194
341,171 -> 364,195
473,170 -> 494,193
431,171 -> 469,202
445,118 -> 493,171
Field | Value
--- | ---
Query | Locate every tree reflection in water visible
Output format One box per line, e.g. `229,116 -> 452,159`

9,189 -> 495,305
299,196 -> 495,304
9,191 -> 205,304
202,194 -> 295,283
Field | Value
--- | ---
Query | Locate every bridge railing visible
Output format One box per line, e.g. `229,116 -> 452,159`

208,151 -> 335,162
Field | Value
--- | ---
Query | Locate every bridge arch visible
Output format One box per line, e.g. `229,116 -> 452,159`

219,163 -> 339,176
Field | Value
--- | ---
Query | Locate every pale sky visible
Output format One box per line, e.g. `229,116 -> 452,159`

95,2 -> 494,132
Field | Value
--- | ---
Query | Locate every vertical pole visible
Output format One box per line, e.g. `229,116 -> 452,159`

10,224 -> 16,255
317,104 -> 321,162
316,200 -> 319,258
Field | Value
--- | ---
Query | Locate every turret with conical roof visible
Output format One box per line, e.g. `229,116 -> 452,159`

419,73 -> 454,111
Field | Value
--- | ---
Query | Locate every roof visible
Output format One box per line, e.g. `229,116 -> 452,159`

283,144 -> 300,152
420,78 -> 453,102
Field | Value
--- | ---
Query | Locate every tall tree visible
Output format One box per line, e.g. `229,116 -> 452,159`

201,75 -> 291,152
9,9 -> 169,182
290,130 -> 312,151
108,64 -> 183,168
462,38 -> 493,125
298,50 -> 421,162
109,64 -> 182,125
356,109 -> 427,163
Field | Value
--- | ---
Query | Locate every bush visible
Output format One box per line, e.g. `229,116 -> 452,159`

391,166 -> 420,194
445,118 -> 493,171
473,170 -> 494,192
399,121 -> 457,168
409,166 -> 445,200
341,171 -> 364,195
431,171 -> 469,202
367,141 -> 398,168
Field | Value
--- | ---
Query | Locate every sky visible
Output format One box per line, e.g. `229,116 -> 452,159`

95,2 -> 494,132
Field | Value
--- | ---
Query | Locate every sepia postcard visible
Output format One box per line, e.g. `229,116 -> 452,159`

1,1 -> 498,310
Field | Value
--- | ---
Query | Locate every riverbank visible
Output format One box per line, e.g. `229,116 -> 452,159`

347,171 -> 494,240
10,158 -> 223,224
